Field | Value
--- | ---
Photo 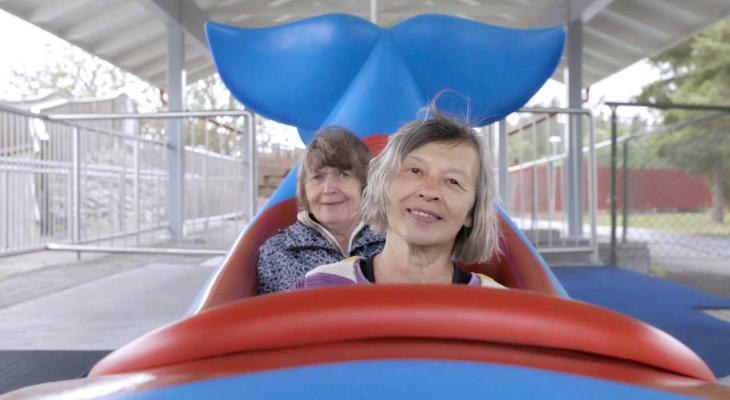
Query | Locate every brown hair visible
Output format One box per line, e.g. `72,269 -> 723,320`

296,126 -> 372,210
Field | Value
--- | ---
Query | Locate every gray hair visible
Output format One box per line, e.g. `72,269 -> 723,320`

361,107 -> 500,264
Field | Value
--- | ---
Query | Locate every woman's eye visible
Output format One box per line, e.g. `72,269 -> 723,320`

448,178 -> 462,187
310,174 -> 323,181
339,170 -> 350,178
410,167 -> 421,174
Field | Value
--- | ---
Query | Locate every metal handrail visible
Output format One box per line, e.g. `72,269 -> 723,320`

0,104 -> 257,256
46,110 -> 252,120
507,107 -> 598,264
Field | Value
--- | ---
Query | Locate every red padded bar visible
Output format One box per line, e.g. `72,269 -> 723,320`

91,285 -> 714,382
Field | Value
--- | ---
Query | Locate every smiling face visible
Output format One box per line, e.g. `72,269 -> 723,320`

305,166 -> 363,233
384,141 -> 480,252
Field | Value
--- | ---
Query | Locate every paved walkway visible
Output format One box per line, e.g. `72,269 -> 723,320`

0,251 -> 215,350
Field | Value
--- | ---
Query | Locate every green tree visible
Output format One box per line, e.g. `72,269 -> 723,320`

7,42 -> 266,156
8,42 -> 159,109
184,73 -> 278,156
637,18 -> 730,223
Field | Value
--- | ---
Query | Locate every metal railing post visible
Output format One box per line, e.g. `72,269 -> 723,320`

609,106 -> 618,266
622,138 -> 630,243
204,127 -> 210,230
587,114 -> 599,264
247,113 -> 257,220
119,136 -> 126,245
547,130 -> 555,248
134,138 -> 140,246
518,125 -> 525,225
3,171 -> 8,249
242,118 -> 249,222
72,126 -> 81,259
509,107 -> 597,259
530,118 -> 538,229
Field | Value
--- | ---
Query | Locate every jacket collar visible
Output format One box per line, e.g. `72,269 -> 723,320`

296,210 -> 367,255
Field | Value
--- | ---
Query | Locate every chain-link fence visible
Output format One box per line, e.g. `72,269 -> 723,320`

606,103 -> 730,272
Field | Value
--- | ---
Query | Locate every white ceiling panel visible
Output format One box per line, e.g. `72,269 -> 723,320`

0,0 -> 728,89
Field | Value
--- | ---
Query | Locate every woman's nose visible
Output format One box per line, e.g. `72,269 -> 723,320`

417,177 -> 440,201
322,175 -> 340,192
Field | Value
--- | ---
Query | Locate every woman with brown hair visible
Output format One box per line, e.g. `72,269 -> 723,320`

257,126 -> 384,294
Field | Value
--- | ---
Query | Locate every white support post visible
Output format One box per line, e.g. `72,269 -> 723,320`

564,15 -> 584,238
72,126 -> 81,259
166,22 -> 186,241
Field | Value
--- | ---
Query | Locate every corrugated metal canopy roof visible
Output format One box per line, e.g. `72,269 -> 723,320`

1,0 -> 729,88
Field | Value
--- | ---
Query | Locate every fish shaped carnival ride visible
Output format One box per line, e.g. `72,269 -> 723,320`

6,14 -> 728,400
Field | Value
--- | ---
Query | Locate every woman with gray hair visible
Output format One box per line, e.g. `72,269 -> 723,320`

257,126 -> 385,294
296,108 -> 504,289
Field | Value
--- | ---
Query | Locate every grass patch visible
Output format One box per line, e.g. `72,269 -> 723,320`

594,211 -> 730,236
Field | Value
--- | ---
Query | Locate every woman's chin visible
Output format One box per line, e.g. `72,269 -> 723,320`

400,234 -> 446,249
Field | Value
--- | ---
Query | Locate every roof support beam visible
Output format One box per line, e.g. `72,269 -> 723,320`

583,61 -> 614,77
28,0 -> 99,23
583,47 -> 628,70
138,0 -> 210,50
583,26 -> 644,58
564,14 -> 584,238
116,40 -> 168,70
149,55 -> 210,84
642,0 -> 714,23
92,20 -> 166,57
65,3 -> 147,41
573,0 -> 614,22
166,23 -> 186,241
535,0 -> 613,26
605,3 -> 686,38
213,0 -> 366,17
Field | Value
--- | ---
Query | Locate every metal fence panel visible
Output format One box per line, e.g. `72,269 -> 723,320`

2,103 -> 607,261
497,108 -> 597,260
0,104 -> 253,256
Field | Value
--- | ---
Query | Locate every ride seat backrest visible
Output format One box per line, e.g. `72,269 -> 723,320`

199,198 -> 298,310
461,216 -> 545,291
200,199 -> 537,311
197,135 -> 556,312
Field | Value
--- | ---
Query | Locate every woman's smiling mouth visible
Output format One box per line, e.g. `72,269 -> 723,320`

407,208 -> 442,223
321,200 -> 346,206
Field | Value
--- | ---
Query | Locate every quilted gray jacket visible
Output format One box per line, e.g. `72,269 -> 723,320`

257,213 -> 385,294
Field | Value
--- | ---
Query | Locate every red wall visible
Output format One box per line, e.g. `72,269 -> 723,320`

508,166 -> 712,212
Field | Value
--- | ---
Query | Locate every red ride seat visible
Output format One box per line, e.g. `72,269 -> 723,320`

193,134 -> 563,312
